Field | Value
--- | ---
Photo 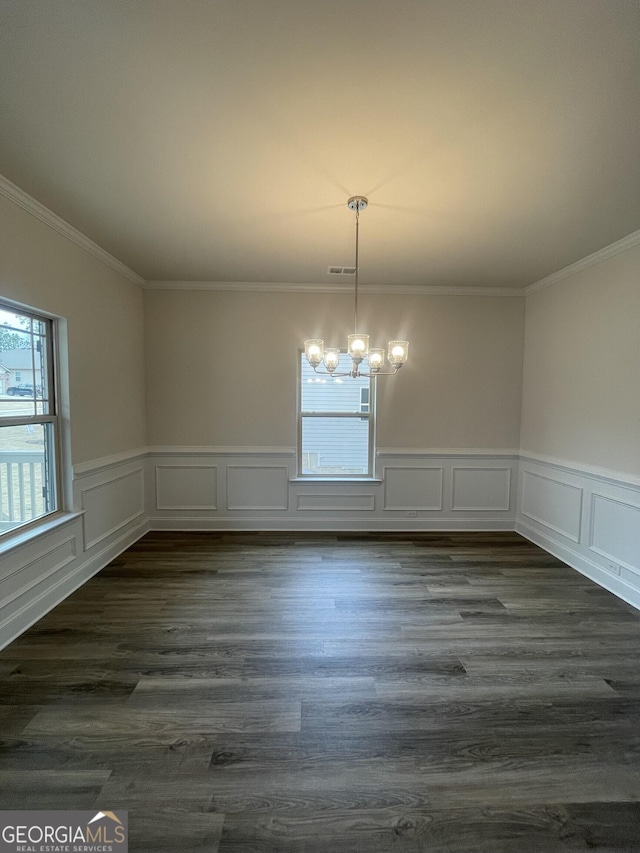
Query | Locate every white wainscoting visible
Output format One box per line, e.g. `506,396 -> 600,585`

156,464 -> 218,510
516,454 -> 640,610
4,445 -> 638,648
383,466 -> 443,511
147,448 -> 519,531
451,466 -> 511,511
0,450 -> 149,650
227,465 -> 289,511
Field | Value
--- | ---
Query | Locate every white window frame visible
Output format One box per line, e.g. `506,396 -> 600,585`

297,349 -> 376,479
0,300 -> 62,537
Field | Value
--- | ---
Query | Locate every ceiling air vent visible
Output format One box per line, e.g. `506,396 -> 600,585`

327,266 -> 356,275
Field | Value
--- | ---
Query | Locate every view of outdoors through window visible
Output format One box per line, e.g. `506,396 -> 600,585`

0,304 -> 57,534
299,352 -> 373,476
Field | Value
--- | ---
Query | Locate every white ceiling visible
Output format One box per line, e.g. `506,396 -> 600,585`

1,0 -> 639,288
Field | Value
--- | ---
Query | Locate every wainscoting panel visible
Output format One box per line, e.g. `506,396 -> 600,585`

0,537 -> 76,609
147,448 -> 518,530
156,464 -> 217,510
520,469 -> 583,542
0,450 -> 150,649
0,527 -> 80,647
589,493 -> 640,575
227,465 -> 289,511
451,466 -> 511,511
79,465 -> 146,550
383,466 -> 443,511
516,455 -> 640,610
297,493 -> 375,511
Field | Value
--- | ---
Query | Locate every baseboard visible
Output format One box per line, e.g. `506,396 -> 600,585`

148,516 -> 517,532
516,519 -> 640,612
0,517 -> 148,651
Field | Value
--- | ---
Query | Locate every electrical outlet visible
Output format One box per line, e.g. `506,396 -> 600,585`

405,511 -> 417,518
606,560 -> 621,575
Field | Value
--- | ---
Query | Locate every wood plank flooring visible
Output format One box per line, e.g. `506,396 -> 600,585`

2,531 -> 640,851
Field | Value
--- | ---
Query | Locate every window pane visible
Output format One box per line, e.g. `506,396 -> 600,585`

0,308 -> 51,417
0,422 -> 57,532
301,352 -> 369,412
301,416 -> 369,475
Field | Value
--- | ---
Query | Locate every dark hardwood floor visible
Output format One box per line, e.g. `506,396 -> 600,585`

1,531 -> 640,852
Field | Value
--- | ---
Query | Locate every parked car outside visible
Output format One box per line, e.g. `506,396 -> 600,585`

6,383 -> 41,396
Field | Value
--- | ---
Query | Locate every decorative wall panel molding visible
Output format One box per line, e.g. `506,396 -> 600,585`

296,493 -> 375,511
80,466 -> 145,550
226,465 -> 289,511
1,448 -> 150,649
517,455 -> 640,611
520,469 -> 583,542
589,493 -> 640,575
147,448 -> 518,529
7,445 -> 639,651
0,536 -> 76,627
383,466 -> 443,511
451,466 -> 511,511
155,464 -> 217,510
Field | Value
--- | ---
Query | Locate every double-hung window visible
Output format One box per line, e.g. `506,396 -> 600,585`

0,301 -> 60,535
298,350 -> 375,477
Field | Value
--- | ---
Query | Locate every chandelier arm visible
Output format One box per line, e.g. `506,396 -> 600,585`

311,366 -> 352,378
358,369 -> 400,377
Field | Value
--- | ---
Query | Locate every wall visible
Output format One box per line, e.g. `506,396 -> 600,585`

145,289 -> 525,448
0,190 -> 148,647
517,241 -> 640,607
144,287 -> 524,529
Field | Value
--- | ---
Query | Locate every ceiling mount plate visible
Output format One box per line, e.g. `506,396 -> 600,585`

347,196 -> 368,212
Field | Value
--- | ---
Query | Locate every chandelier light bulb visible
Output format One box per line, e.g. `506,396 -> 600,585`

368,348 -> 385,371
323,348 -> 340,372
348,333 -> 370,361
304,339 -> 324,367
388,341 -> 409,367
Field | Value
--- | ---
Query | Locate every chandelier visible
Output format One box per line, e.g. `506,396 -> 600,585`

304,196 -> 409,378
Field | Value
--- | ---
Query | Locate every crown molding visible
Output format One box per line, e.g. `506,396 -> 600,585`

525,229 -> 640,295
144,280 -> 524,296
0,174 -> 145,287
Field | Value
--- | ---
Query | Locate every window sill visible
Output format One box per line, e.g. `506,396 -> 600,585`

289,477 -> 383,484
0,511 -> 84,558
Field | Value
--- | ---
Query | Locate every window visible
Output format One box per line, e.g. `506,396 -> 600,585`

298,351 -> 375,477
0,301 -> 59,535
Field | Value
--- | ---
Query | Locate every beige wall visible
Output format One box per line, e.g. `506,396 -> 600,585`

520,243 -> 640,477
144,289 -> 525,449
0,194 -> 146,466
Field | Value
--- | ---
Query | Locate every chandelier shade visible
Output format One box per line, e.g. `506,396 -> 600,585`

304,196 -> 409,378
